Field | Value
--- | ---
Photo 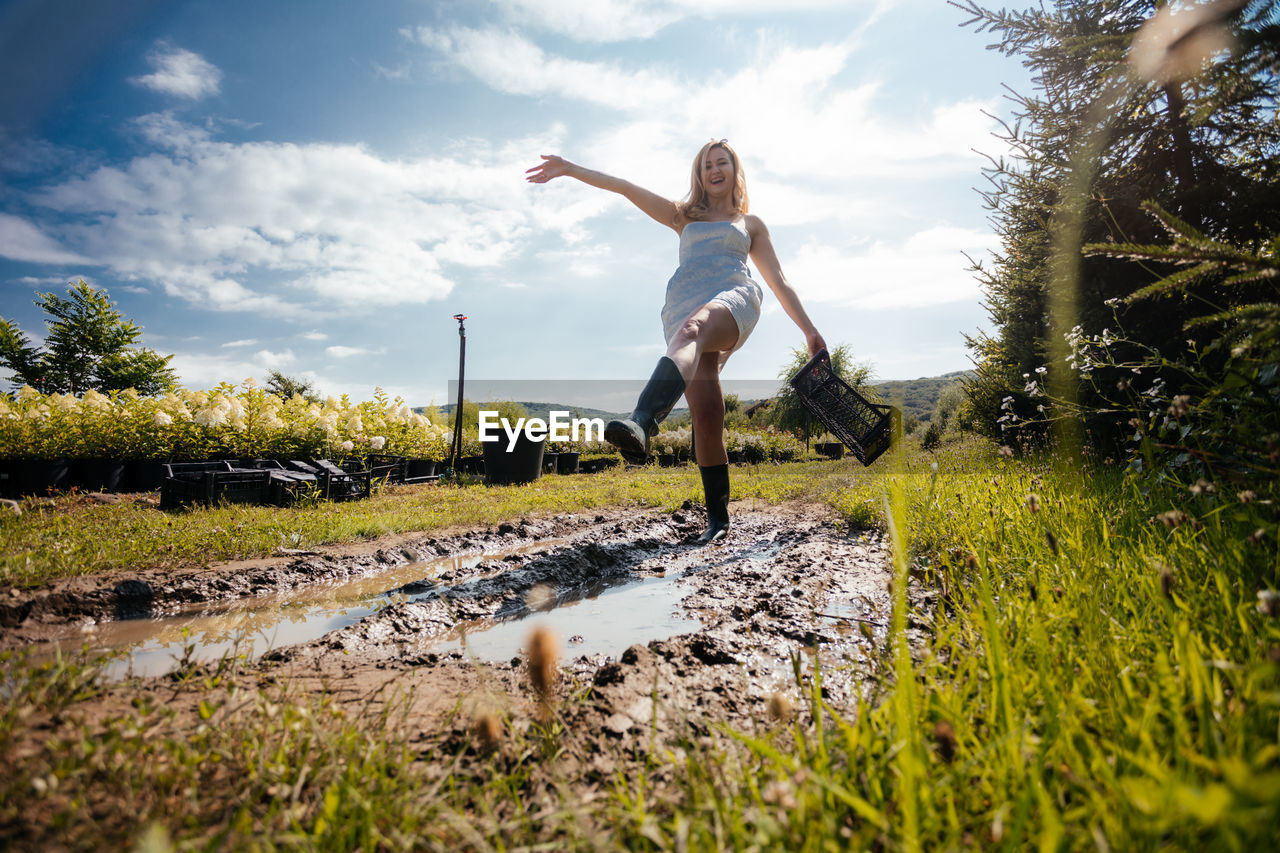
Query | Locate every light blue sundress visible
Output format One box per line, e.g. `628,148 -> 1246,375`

660,219 -> 764,357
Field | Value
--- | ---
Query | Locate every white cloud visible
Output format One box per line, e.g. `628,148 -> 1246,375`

0,213 -> 91,264
488,0 -> 888,42
254,348 -> 295,369
786,225 -> 996,309
165,346 -> 430,402
221,338 -> 258,348
326,345 -> 378,358
18,118 -> 579,314
301,330 -> 328,341
409,27 -> 683,110
418,28 -> 1002,188
372,61 -> 411,81
131,44 -> 222,99
14,275 -> 73,287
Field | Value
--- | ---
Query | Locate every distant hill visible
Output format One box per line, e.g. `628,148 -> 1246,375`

432,401 -> 624,422
873,371 -> 972,422
424,370 -> 971,427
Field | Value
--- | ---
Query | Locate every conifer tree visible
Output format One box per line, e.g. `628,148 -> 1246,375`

957,0 -> 1279,448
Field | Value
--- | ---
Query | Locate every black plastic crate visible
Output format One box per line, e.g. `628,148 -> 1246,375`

160,469 -> 272,509
163,460 -> 234,479
314,459 -> 372,501
788,349 -> 898,466
237,459 -> 285,471
365,453 -> 406,484
268,470 -> 320,506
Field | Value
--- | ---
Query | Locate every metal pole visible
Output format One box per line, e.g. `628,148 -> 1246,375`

449,314 -> 467,473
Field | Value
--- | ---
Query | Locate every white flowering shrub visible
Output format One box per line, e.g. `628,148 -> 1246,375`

0,381 -> 454,462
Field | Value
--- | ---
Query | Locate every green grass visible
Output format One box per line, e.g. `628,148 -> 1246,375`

2,435 -> 1277,850
612,438 -> 1280,849
0,454 -> 886,589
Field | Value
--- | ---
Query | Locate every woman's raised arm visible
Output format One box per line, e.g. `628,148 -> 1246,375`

526,155 -> 680,232
745,215 -> 827,358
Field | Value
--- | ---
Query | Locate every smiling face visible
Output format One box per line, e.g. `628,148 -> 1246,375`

682,140 -> 748,219
700,145 -> 735,198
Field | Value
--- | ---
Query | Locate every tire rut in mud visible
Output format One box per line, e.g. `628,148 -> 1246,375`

0,509 -> 670,644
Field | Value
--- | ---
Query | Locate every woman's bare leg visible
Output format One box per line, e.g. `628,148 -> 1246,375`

686,347 -> 732,543
665,302 -> 739,386
685,351 -> 727,466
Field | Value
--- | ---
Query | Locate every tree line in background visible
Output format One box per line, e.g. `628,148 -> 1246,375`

956,0 -> 1279,493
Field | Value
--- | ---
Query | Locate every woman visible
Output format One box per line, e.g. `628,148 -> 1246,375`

527,140 -> 826,543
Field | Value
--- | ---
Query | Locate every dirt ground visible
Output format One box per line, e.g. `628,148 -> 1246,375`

3,498 -> 906,828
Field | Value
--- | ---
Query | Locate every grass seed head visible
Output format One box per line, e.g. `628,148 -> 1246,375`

1238,490 -> 1256,504
761,779 -> 798,809
964,554 -> 979,570
1026,493 -> 1041,514
1158,564 -> 1175,598
1167,395 -> 1192,417
933,720 -> 957,763
1189,479 -> 1216,496
527,626 -> 559,700
1257,589 -> 1279,618
767,692 -> 793,724
472,711 -> 502,752
1044,529 -> 1058,556
525,584 -> 555,611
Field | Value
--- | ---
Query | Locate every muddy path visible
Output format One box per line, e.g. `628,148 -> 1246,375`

4,499 -> 904,787
0,507 -> 657,640
264,499 -> 897,737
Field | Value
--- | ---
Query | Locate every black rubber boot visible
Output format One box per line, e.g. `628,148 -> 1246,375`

696,463 -> 730,544
605,356 -> 685,464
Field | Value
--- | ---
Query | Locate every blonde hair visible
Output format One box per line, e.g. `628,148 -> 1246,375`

678,140 -> 749,222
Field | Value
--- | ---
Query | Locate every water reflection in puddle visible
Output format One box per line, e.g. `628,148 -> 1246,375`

424,571 -> 697,662
45,535 -> 703,679
73,539 -> 564,680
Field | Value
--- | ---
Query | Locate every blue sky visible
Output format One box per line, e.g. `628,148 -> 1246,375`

0,0 -> 1031,407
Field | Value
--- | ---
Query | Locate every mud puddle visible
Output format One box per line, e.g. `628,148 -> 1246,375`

24,538 -> 573,679
5,500 -> 908,760
419,534 -> 795,663
20,509 -> 725,679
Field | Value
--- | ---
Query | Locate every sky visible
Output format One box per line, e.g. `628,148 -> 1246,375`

0,0 -> 1033,409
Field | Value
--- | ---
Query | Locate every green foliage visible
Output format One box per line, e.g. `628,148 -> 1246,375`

875,371 -> 971,424
1061,203 -> 1280,494
921,419 -> 943,450
930,381 -> 967,433
0,383 -> 453,463
264,369 -> 323,404
957,0 -> 1280,449
0,280 -> 177,396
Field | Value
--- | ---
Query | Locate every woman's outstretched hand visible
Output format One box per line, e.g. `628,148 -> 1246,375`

526,155 -> 571,184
